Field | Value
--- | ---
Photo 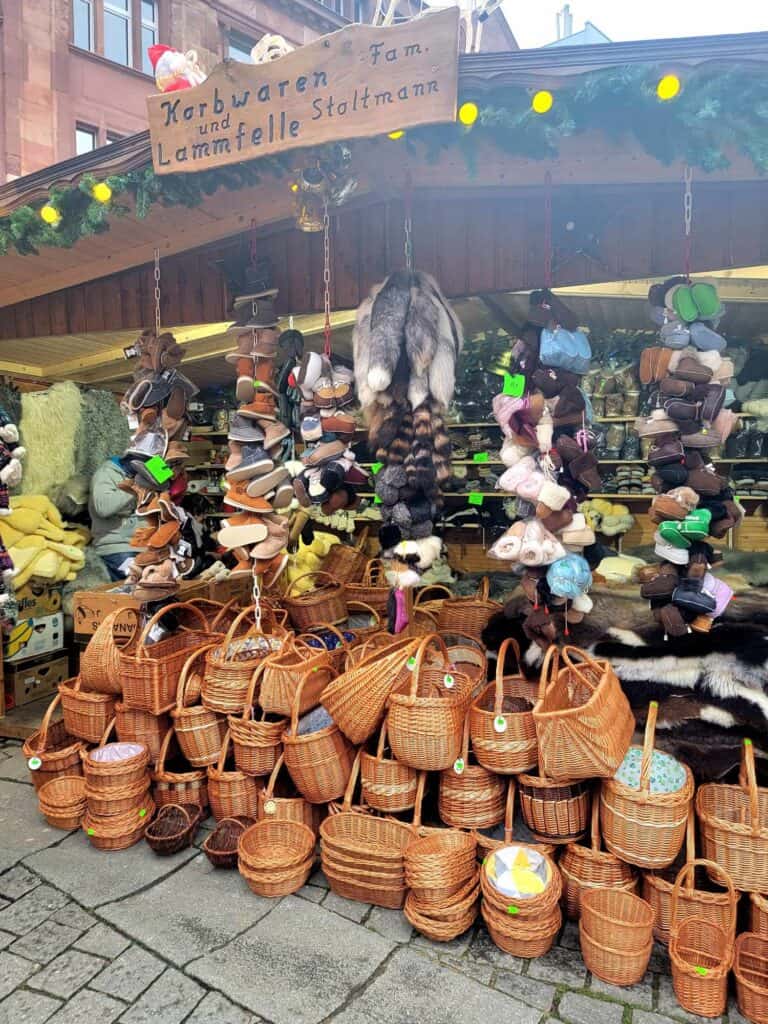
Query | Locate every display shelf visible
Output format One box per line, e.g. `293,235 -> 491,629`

188,463 -> 226,471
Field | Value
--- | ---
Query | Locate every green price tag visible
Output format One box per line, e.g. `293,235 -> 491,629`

502,373 -> 525,397
468,492 -> 484,506
373,495 -> 382,505
144,456 -> 173,484
695,967 -> 709,977
506,905 -> 520,916
371,462 -> 383,475
745,738 -> 753,747
138,808 -> 147,818
473,452 -> 490,463
87,828 -> 95,836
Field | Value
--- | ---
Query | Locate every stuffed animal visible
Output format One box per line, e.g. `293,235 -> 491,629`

147,45 -> 206,93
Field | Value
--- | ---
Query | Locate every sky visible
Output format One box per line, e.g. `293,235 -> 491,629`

504,1 -> 767,48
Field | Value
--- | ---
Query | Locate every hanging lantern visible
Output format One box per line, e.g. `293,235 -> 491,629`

92,182 -> 112,203
40,204 -> 61,226
458,101 -> 479,126
295,193 -> 325,233
531,90 -> 554,114
657,74 -> 681,101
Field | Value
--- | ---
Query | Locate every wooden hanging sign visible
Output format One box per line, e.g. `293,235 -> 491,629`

146,7 -> 460,175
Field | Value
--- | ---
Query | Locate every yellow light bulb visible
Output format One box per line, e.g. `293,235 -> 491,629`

40,205 -> 61,225
290,182 -> 299,193
657,73 -> 681,101
531,90 -> 554,115
388,130 -> 405,140
92,182 -> 112,203
458,101 -> 479,126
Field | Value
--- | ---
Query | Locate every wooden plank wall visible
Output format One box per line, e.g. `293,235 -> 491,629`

1,180 -> 767,338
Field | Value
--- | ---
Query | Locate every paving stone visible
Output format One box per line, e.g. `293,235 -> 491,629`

119,967 -> 204,1024
0,988 -> 61,1024
495,972 -> 557,1011
50,906 -> 95,935
467,927 -> 525,971
73,923 -> 130,960
649,942 -> 671,975
0,884 -> 69,935
0,863 -> 40,900
10,919 -> 82,964
308,868 -> 328,889
28,949 -> 105,999
24,834 -> 196,908
333,946 -> 541,1024
591,972 -> 655,1009
99,854 -> 274,966
528,944 -> 588,988
187,895 -> 394,1024
46,989 -> 125,1024
366,906 -> 413,944
633,1013 -> 678,1024
440,955 -> 494,986
185,991 -> 261,1024
297,884 -> 324,903
0,930 -> 13,950
89,946 -> 165,1003
657,976 -> 721,1024
0,950 -> 37,999
559,919 -> 580,950
0,782 -> 64,872
0,898 -> 8,912
0,751 -> 34,784
412,926 -> 474,959
322,890 -> 370,923
559,992 -> 625,1024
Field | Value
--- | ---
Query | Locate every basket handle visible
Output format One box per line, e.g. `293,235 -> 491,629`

362,559 -> 385,586
560,645 -> 602,694
264,752 -> 284,801
347,601 -> 381,627
175,643 -> 218,711
639,701 -> 659,794
341,749 -> 363,812
375,716 -> 389,761
538,644 -> 560,700
289,664 -> 335,734
684,805 -> 696,865
405,633 -> 451,704
135,601 -> 209,655
671,858 -> 737,936
477,576 -> 490,601
98,717 -> 118,747
414,584 -> 453,608
410,770 -> 427,830
741,738 -> 761,836
215,728 -> 232,774
285,571 -> 341,600
222,605 -> 259,648
494,638 -> 522,716
589,792 -> 603,852
240,661 -> 268,721
34,693 -> 63,751
155,802 -> 192,827
459,713 -> 470,765
299,622 -> 349,651
354,526 -> 370,551
210,599 -> 239,631
504,778 -> 516,844
154,727 -> 174,773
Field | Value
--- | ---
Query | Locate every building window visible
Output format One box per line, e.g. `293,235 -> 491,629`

319,0 -> 344,12
73,0 -> 94,48
227,29 -> 256,62
140,0 -> 157,74
75,124 -> 98,155
106,131 -> 124,143
72,0 -> 159,72
353,0 -> 365,21
103,0 -> 131,65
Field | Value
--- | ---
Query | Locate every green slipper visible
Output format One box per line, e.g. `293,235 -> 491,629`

672,286 -> 699,324
658,520 -> 690,549
676,508 -> 712,540
691,283 -> 723,321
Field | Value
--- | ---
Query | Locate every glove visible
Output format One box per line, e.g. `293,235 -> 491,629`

0,459 -> 22,487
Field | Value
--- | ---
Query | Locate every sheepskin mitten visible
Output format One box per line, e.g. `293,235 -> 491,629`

380,464 -> 407,488
391,503 -> 412,528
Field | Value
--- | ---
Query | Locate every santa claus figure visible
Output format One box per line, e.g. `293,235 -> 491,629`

147,44 -> 206,93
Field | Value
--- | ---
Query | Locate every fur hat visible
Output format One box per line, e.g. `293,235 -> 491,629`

546,554 -> 592,600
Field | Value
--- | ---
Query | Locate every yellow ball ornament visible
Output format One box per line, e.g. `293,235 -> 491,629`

388,130 -> 405,140
531,90 -> 554,114
92,182 -> 112,203
40,205 -> 61,226
458,101 -> 479,126
657,74 -> 681,101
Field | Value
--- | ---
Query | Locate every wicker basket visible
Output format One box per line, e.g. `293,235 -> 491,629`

37,775 -> 86,830
282,666 -> 355,805
321,529 -> 369,584
238,819 -> 315,897
735,932 -> 768,1024
751,895 -> 768,938
436,577 -> 501,643
145,803 -> 203,856
480,847 -> 562,957
469,637 -> 537,775
405,825 -> 477,907
171,644 -> 228,767
386,634 -> 473,771
697,738 -> 768,892
473,779 -> 556,861
115,703 -> 171,763
202,815 -> 255,869
57,676 -> 116,745
404,884 -> 479,943
207,729 -> 259,821
203,607 -> 284,716
601,701 -> 694,869
260,637 -> 333,718
534,645 -> 635,782
119,602 -> 214,714
151,730 -> 208,810
258,753 -> 319,833
295,622 -> 354,676
85,775 -> 151,817
23,694 -> 84,791
670,876 -> 734,1018
82,720 -> 150,793
345,559 -> 390,614
82,798 -> 155,851
78,608 -> 129,694
437,716 -> 505,830
560,798 -> 637,920
643,809 -> 737,944
579,889 -> 654,985
360,716 -> 418,814
517,771 -> 591,845
283,572 -> 348,630
413,584 -> 453,619
229,663 -> 286,777
444,634 -> 487,696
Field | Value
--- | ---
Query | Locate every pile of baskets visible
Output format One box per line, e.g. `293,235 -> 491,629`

404,825 -> 479,941
238,819 -> 315,896
481,844 -> 563,957
81,725 -> 153,850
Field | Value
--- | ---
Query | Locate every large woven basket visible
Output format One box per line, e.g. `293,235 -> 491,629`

283,571 -> 347,630
203,606 -> 284,715
517,771 -> 591,845
321,529 -> 369,584
560,798 -> 638,920
82,719 -> 150,793
437,716 -> 505,830
206,729 -> 259,821
469,637 -> 537,775
534,645 -> 635,781
601,701 -> 694,869
579,889 -> 654,986
23,694 -> 85,791
82,798 -> 155,851
115,703 -> 171,763
38,775 -> 86,830
259,637 -> 332,718
345,559 -> 390,614
696,738 -> 768,892
436,577 -> 501,643
229,663 -> 286,777
735,932 -> 768,1024
78,609 -> 130,694
238,819 -> 315,897
257,753 -> 319,833
171,644 -> 227,767
360,716 -> 418,814
59,677 -> 117,745
480,848 -> 562,958
671,913 -> 732,1018
151,729 -> 208,810
119,602 -> 213,714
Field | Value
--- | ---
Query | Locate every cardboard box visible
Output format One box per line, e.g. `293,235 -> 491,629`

3,653 -> 69,712
4,613 -> 65,664
72,578 -> 211,640
13,583 -> 63,620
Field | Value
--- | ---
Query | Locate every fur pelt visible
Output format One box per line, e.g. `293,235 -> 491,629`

404,278 -> 439,409
20,382 -> 82,498
74,389 -> 131,481
368,270 -> 411,394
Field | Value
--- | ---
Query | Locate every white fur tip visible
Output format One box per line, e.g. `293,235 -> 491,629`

367,367 -> 392,393
607,627 -> 646,647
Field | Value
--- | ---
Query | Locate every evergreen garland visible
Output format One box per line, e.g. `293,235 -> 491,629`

1,63 -> 767,257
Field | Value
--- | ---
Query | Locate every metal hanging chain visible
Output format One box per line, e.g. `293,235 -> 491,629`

683,164 -> 694,281
543,171 -> 553,289
404,171 -> 414,272
252,571 -> 262,632
322,198 -> 332,358
153,247 -> 162,336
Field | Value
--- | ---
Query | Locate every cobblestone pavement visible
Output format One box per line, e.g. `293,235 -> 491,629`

0,738 -> 746,1024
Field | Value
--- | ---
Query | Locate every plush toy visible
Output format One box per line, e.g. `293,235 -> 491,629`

147,45 -> 206,93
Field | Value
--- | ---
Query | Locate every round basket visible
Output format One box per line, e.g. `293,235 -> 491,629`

346,559 -> 390,614
735,932 -> 768,1024
444,634 -> 487,695
206,729 -> 259,821
404,886 -> 479,943
413,584 -> 453,619
229,664 -> 285,777
151,729 -> 208,810
38,775 -> 86,830
145,803 -> 203,856
82,720 -> 150,793
78,609 -> 131,694
579,925 -> 652,988
202,815 -> 255,869
437,577 -> 501,643
481,898 -> 561,958
601,702 -> 694,870
203,607 -> 284,716
405,827 -> 477,906
260,636 -> 333,718
437,716 -> 505,830
560,798 -> 638,920
85,775 -> 151,817
82,798 -> 155,851
469,637 -> 537,775
59,677 -> 117,744
23,694 -> 84,791
321,530 -> 369,584
115,703 -> 171,763
238,818 -> 315,897
671,915 -> 732,1018
360,716 -> 418,814
517,771 -> 590,845
751,894 -> 768,938
172,645 -> 228,767
282,571 -> 348,630
257,753 -> 319,833
580,889 -> 654,952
